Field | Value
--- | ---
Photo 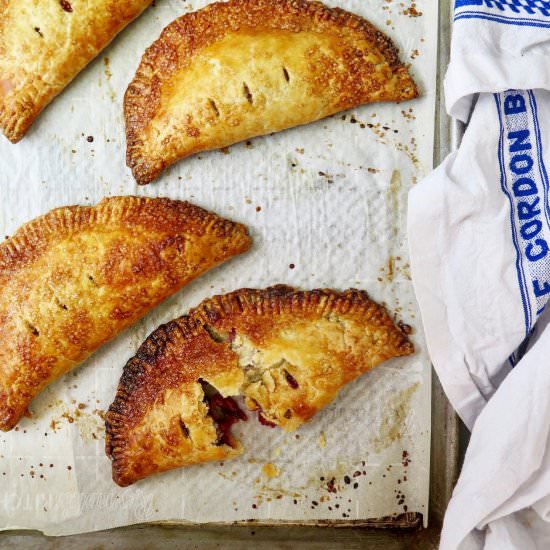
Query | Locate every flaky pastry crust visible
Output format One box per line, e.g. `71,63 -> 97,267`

0,196 -> 251,431
106,285 -> 414,486
124,0 -> 419,184
0,0 -> 152,142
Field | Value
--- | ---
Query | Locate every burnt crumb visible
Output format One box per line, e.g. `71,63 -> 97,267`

252,503 -> 257,509
62,413 -> 74,424
402,450 -> 411,467
318,171 -> 334,184
326,477 -> 337,494
402,109 -> 416,122
289,263 -> 295,269
353,482 -> 359,489
344,475 -> 351,485
403,3 -> 422,17
293,499 -> 298,505
255,206 -> 262,212
86,136 -> 94,143
67,465 -> 72,471
34,27 -> 43,37
59,0 -> 73,12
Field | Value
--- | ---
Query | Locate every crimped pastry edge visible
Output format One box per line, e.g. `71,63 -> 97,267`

0,196 -> 252,278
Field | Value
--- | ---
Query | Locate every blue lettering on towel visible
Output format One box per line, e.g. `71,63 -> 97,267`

495,91 -> 550,335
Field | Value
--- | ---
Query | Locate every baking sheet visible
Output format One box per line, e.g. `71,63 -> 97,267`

0,0 -> 437,535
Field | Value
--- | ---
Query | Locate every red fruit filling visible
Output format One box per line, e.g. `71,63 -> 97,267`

201,381 -> 247,447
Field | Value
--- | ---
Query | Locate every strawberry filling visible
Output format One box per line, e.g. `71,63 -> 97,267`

201,381 -> 247,447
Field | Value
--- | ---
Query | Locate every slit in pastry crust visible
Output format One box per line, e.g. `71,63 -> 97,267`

0,196 -> 251,431
105,285 -> 414,487
124,0 -> 419,184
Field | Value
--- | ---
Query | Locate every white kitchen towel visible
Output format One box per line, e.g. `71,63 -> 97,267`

409,88 -> 550,430
446,0 -> 550,123
407,2 -> 550,549
439,325 -> 550,550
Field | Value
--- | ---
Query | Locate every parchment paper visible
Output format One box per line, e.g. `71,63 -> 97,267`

0,0 -> 437,535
